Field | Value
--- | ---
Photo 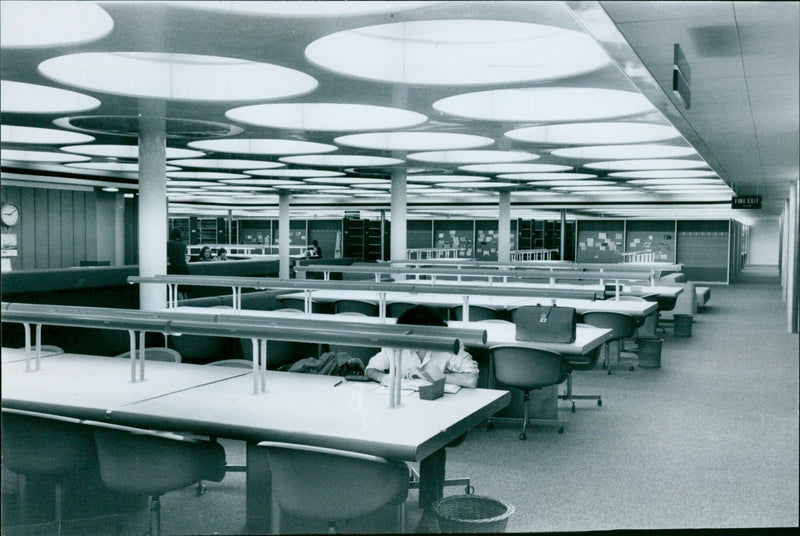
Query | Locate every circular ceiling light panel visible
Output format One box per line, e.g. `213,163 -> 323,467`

434,88 -> 654,122
408,174 -> 490,183
303,177 -> 389,185
335,132 -> 494,152
626,178 -> 726,185
505,122 -> 681,145
271,183 -> 347,191
60,144 -> 205,159
407,150 -> 537,165
188,139 -> 336,156
551,144 -> 697,160
246,168 -> 345,178
227,103 -> 427,132
642,184 -> 732,191
608,169 -> 719,179
1,125 -> 94,145
1,149 -> 90,163
193,2 -> 431,17
223,179 -> 303,186
1,80 -> 101,114
527,180 -> 615,187
167,158 -> 284,170
66,162 -> 181,172
498,172 -> 597,181
305,20 -> 610,85
167,171 -> 249,180
39,52 -> 318,101
1,2 -> 113,48
53,115 -> 244,139
585,159 -> 710,171
551,186 -> 632,192
459,163 -> 567,174
203,185 -> 275,192
165,180 -> 220,187
279,155 -> 404,168
443,181 -> 518,189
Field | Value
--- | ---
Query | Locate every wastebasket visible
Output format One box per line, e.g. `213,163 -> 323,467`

673,314 -> 693,337
432,495 -> 514,533
637,336 -> 663,368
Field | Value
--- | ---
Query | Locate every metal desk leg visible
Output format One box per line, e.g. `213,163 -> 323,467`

418,448 -> 446,509
245,441 -> 273,534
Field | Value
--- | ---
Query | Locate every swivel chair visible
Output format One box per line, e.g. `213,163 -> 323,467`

580,311 -> 637,374
259,441 -> 409,534
488,346 -> 569,440
449,305 -> 500,322
387,302 -> 416,319
2,410 -> 99,536
113,347 -> 182,363
557,343 -> 603,412
91,422 -> 226,536
335,299 -> 379,316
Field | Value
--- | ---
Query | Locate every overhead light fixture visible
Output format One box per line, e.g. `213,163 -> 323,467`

551,144 -> 697,160
189,139 -> 336,156
584,159 -> 710,171
1,125 -> 94,145
459,163 -> 569,174
101,187 -> 119,193
66,162 -> 181,172
497,172 -> 597,181
1,149 -> 91,163
1,80 -> 100,114
505,122 -> 681,145
167,172 -> 249,180
279,155 -> 404,168
609,170 -> 718,179
245,169 -> 345,178
227,103 -> 427,132
334,132 -> 494,151
407,150 -> 538,165
1,1 -> 113,48
60,144 -> 205,160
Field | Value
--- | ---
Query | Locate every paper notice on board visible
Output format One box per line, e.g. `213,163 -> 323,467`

633,238 -> 641,244
598,232 -> 607,239
587,238 -> 594,246
615,233 -> 623,240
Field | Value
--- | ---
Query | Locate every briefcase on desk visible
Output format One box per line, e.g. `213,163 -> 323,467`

514,305 -> 577,343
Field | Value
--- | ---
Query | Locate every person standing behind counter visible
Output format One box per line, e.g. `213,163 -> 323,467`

364,305 -> 479,388
167,228 -> 190,275
197,246 -> 213,262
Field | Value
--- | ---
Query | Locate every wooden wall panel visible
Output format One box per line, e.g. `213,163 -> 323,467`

84,191 -> 98,262
47,190 -> 61,267
33,188 -> 50,268
19,187 -> 35,269
60,190 -> 75,267
72,191 -> 87,265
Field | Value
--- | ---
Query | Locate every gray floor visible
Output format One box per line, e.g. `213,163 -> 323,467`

5,268 -> 799,534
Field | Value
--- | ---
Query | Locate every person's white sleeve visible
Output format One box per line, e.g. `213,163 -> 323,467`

365,348 -> 390,372
446,344 -> 479,375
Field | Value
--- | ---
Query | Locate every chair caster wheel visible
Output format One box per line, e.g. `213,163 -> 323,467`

519,432 -> 527,440
558,426 -> 564,434
597,399 -> 602,407
571,404 -> 576,413
465,485 -> 475,495
196,483 -> 206,496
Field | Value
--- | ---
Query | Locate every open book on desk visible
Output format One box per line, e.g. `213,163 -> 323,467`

379,378 -> 461,394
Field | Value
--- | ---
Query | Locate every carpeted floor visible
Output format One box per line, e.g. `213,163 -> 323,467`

4,270 -> 798,534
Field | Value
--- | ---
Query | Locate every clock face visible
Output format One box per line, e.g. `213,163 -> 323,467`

2,203 -> 20,227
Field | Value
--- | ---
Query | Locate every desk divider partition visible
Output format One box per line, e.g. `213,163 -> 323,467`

2,303 -> 484,408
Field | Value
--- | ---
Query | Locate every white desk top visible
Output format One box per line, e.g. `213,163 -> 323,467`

281,289 -> 658,317
1,347 -> 63,364
1,353 -> 248,420
1,350 -> 509,462
174,306 -> 612,356
107,370 -> 508,461
404,279 -> 683,299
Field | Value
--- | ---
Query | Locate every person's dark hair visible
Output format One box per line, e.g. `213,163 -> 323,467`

396,305 -> 446,327
169,228 -> 182,240
218,247 -> 227,254
312,240 -> 319,246
200,246 -> 211,257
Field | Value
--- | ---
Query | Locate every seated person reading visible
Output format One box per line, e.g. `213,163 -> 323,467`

364,305 -> 479,389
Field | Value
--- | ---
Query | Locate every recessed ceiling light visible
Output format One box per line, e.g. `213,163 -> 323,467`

434,88 -> 654,122
407,150 -> 537,165
551,144 -> 697,159
39,52 -> 318,101
584,159 -> 710,171
526,180 -> 615,187
192,2 -> 431,17
66,162 -> 181,172
203,185 -> 275,192
272,183 -> 347,191
223,179 -> 301,186
167,171 -> 249,180
305,20 -> 610,85
303,177 -> 389,185
1,80 -> 101,114
53,115 -> 244,139
60,144 -> 204,159
334,132 -> 494,151
227,103 -> 427,132
551,186 -> 633,192
407,174 -> 490,183
442,181 -> 518,189
279,155 -> 404,167
167,159 -> 285,170
1,149 -> 91,163
189,139 -> 336,156
246,169 -> 345,178
165,180 -> 219,187
642,185 -> 732,191
497,172 -> 598,181
1,125 -> 94,145
1,2 -> 113,48
626,178 -> 726,185
459,163 -> 568,173
505,122 -> 681,145
101,187 -> 120,193
608,170 -> 719,179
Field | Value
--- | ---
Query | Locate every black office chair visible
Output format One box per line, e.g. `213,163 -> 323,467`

335,299 -> 379,316
488,345 -> 569,440
450,305 -> 500,322
580,311 -> 637,374
558,343 -> 603,412
387,302 -> 416,318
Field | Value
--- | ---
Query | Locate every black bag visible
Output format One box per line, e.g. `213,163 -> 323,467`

514,305 -> 577,343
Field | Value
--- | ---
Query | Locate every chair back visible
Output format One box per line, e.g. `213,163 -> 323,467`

387,302 -> 416,318
450,305 -> 499,322
2,412 -> 96,477
490,345 -> 567,391
207,359 -> 253,368
335,299 -> 379,316
579,311 -> 636,342
259,442 -> 408,523
114,347 -> 182,363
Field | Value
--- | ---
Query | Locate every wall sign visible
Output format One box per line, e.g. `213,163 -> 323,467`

731,196 -> 761,209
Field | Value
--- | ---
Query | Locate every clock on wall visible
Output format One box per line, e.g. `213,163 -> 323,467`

2,203 -> 20,227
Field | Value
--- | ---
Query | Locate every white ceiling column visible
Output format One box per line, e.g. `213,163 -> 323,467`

279,191 -> 291,280
497,190 -> 511,263
137,98 -> 167,311
390,169 -> 408,266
